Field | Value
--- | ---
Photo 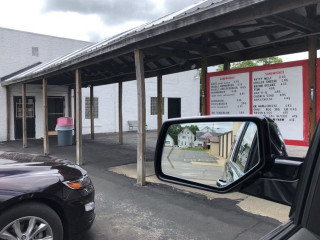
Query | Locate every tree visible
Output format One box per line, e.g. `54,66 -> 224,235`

216,57 -> 283,71
186,125 -> 200,136
168,124 -> 183,145
257,57 -> 283,65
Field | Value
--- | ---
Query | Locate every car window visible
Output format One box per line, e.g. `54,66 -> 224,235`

268,119 -> 288,156
228,122 -> 246,162
234,122 -> 259,172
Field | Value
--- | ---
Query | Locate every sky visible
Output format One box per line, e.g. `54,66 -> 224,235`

0,0 -> 199,42
0,0 -> 316,62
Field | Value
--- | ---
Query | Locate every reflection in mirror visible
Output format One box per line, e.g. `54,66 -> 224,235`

161,121 -> 260,188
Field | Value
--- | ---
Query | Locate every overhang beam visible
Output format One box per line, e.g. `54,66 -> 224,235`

3,0 -> 318,86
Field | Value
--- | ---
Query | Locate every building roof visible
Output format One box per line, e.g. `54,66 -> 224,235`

179,128 -> 195,137
2,0 -> 319,87
0,27 -> 92,43
1,62 -> 42,81
196,126 -> 225,140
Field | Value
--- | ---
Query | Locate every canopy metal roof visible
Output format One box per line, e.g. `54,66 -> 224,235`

2,0 -> 320,87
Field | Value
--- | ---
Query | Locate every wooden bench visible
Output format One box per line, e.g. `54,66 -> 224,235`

128,121 -> 148,131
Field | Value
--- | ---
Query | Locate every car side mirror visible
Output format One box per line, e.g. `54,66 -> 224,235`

154,116 -> 273,193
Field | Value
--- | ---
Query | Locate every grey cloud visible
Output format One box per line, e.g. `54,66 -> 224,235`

162,0 -> 201,14
42,0 -> 161,24
87,31 -> 103,42
42,0 -> 201,25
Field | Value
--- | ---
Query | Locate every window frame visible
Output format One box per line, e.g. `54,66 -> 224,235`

151,97 -> 164,115
85,97 -> 99,119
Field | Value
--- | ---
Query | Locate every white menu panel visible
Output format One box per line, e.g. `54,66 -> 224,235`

252,66 -> 304,140
209,73 -> 250,115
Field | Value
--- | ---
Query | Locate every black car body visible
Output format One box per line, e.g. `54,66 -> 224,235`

219,119 -> 298,205
0,153 -> 95,240
155,115 -> 320,239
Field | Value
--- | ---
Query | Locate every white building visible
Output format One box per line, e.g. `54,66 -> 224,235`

0,27 -> 91,141
194,126 -> 215,147
165,134 -> 174,147
0,28 -> 200,141
178,128 -> 195,148
80,70 -> 199,135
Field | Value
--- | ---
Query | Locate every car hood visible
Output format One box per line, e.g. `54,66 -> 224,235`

0,153 -> 86,182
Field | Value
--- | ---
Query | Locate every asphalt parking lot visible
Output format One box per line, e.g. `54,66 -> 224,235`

161,147 -> 223,185
0,131 -> 307,240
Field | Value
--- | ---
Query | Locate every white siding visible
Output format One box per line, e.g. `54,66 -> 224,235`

0,28 -> 200,140
79,70 -> 200,134
0,28 -> 90,141
0,87 -> 6,140
0,27 -> 90,78
3,84 -> 68,141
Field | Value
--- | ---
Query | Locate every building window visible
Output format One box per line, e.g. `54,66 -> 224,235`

85,97 -> 99,119
151,97 -> 164,115
15,103 -> 34,118
32,47 -> 39,57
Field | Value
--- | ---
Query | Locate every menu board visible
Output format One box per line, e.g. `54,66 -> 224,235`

209,73 -> 250,115
252,66 -> 304,140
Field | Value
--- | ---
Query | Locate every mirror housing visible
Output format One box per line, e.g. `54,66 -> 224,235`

155,116 -> 272,192
154,116 -> 300,205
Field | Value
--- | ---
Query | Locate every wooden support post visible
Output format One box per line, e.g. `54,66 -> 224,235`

90,85 -> 94,140
201,54 -> 208,116
118,81 -> 123,144
308,36 -> 317,142
157,75 -> 163,134
22,84 -> 27,148
134,49 -> 146,186
43,78 -> 49,155
68,87 -> 72,117
223,60 -> 231,71
75,70 -> 83,165
6,87 -> 10,141
73,86 -> 77,144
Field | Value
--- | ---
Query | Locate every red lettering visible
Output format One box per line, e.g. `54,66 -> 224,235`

220,76 -> 235,80
265,71 -> 285,76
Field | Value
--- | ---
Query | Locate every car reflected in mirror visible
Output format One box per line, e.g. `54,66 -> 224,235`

161,121 -> 260,188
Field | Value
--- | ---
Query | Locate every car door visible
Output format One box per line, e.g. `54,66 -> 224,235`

223,122 -> 259,184
155,116 -> 320,239
262,120 -> 320,240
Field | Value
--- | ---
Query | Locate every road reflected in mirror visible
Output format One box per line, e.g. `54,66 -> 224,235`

161,121 -> 260,188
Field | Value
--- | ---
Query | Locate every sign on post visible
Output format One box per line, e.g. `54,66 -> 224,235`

252,67 -> 304,141
209,73 -> 250,115
207,60 -> 309,146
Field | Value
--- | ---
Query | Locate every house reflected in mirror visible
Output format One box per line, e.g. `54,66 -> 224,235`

161,121 -> 260,188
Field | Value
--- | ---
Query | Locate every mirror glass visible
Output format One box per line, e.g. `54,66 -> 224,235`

161,121 -> 260,188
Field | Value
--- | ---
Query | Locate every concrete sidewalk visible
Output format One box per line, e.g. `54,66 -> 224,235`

108,141 -> 307,223
109,162 -> 290,223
